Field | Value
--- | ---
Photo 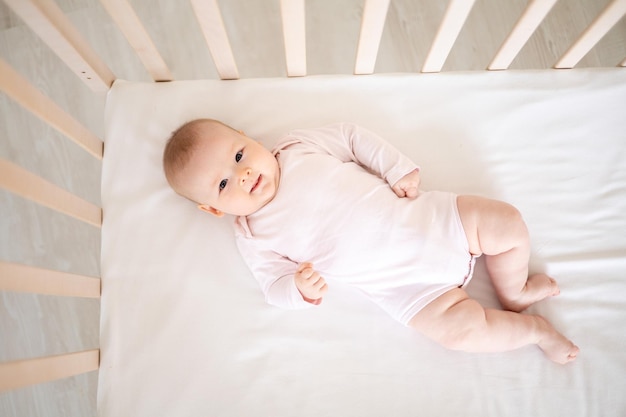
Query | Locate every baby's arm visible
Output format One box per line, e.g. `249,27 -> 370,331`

285,123 -> 419,190
236,233 -> 324,309
294,262 -> 328,305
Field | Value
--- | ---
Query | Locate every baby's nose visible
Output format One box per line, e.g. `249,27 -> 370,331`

238,167 -> 252,185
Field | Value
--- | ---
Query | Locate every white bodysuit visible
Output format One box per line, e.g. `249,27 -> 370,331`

235,123 -> 475,325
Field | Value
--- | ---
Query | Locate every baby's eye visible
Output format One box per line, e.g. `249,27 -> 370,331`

235,150 -> 243,162
219,179 -> 228,191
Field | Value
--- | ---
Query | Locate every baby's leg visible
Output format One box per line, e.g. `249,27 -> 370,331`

409,288 -> 579,364
456,196 -> 559,312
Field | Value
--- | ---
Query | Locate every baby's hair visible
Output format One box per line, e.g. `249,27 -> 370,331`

162,118 -> 237,196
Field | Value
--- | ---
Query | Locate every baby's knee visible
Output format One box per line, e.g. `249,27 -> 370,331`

500,202 -> 524,225
409,289 -> 493,351
438,300 -> 489,351
499,203 -> 529,242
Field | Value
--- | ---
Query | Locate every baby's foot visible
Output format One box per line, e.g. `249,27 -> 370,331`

503,274 -> 560,312
536,316 -> 579,364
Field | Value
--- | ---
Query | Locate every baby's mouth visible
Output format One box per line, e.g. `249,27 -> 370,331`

251,175 -> 261,193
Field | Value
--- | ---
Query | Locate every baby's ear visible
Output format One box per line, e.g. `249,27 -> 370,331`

197,204 -> 224,217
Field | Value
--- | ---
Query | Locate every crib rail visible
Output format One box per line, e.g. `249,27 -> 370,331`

0,0 -> 105,394
0,262 -> 100,298
0,59 -> 103,159
114,0 -> 626,78
4,0 -> 626,87
555,0 -> 626,68
280,0 -> 307,76
0,0 -> 624,400
3,0 -> 114,91
99,0 -> 172,81
0,350 -> 99,392
422,0 -> 477,73
0,259 -> 99,390
488,0 -> 559,70
190,0 -> 239,80
0,159 -> 101,227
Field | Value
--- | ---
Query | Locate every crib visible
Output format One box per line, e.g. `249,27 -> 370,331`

0,0 -> 625,416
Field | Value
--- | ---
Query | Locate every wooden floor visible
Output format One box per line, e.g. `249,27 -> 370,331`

0,0 -> 624,416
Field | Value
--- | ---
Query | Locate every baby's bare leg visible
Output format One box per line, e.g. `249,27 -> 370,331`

456,196 -> 559,312
409,288 -> 579,364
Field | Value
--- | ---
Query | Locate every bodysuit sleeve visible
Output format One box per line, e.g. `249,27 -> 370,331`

284,123 -> 419,187
235,232 -> 313,310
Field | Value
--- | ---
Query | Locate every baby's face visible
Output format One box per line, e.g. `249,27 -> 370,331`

181,122 -> 280,217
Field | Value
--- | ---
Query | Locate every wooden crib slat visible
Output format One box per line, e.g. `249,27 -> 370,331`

0,159 -> 102,228
190,0 -> 239,80
0,262 -> 100,298
0,59 -> 103,160
0,350 -> 99,392
354,0 -> 391,75
280,0 -> 307,76
488,0 -> 558,70
555,0 -> 626,69
422,0 -> 476,73
3,0 -> 115,92
99,0 -> 172,82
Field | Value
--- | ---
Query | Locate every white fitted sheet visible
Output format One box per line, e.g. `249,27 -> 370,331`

100,69 -> 626,417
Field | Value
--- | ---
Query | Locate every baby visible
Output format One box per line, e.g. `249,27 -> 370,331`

163,119 -> 579,364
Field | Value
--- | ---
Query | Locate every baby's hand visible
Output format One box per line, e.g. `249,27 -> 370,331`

294,262 -> 328,305
391,169 -> 420,199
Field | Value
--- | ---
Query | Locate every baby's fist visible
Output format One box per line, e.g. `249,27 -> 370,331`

295,262 -> 328,305
392,169 -> 420,199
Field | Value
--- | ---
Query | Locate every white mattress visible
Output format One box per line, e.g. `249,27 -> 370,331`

100,69 -> 626,417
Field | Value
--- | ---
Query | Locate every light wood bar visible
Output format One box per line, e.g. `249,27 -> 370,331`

280,0 -> 307,76
0,350 -> 99,392
0,262 -> 100,298
489,0 -> 558,70
99,0 -> 172,81
0,59 -> 103,159
3,0 -> 115,92
190,0 -> 239,80
0,159 -> 102,228
354,0 -> 391,75
555,0 -> 626,69
422,0 -> 476,73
